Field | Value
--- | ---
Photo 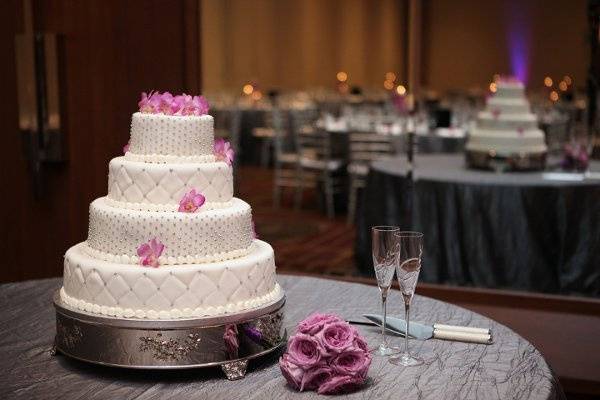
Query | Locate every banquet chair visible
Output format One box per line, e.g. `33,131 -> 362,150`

346,132 -> 395,224
294,127 -> 344,218
272,109 -> 300,208
252,109 -> 278,167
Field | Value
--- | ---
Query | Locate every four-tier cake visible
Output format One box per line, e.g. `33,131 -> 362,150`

466,78 -> 547,170
59,92 -> 283,320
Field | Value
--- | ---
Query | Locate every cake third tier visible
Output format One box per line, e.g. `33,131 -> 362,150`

86,197 -> 253,264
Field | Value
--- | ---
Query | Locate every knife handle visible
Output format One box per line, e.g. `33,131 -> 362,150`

433,323 -> 491,335
433,329 -> 493,344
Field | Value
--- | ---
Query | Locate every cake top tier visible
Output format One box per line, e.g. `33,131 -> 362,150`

493,78 -> 525,99
126,91 -> 215,162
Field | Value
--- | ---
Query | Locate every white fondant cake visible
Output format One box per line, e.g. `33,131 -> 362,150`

59,99 -> 282,319
466,79 -> 547,156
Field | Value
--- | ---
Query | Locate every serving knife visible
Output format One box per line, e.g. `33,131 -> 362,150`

361,314 -> 493,344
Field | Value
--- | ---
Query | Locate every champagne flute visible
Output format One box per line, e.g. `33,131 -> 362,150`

390,231 -> 423,366
371,226 -> 400,356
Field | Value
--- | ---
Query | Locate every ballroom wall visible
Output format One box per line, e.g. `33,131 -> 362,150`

201,0 -> 587,92
201,0 -> 406,91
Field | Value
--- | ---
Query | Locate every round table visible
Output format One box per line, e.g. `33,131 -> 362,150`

355,154 -> 600,296
0,275 -> 563,399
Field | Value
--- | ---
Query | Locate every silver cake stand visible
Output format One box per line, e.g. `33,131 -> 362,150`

465,150 -> 547,172
53,291 -> 287,380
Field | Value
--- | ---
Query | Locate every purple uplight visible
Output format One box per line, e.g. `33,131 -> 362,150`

505,1 -> 531,84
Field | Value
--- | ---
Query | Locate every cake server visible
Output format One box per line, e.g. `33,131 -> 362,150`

362,314 -> 493,344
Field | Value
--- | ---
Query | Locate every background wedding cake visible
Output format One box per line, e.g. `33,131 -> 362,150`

466,78 -> 547,170
59,92 -> 283,320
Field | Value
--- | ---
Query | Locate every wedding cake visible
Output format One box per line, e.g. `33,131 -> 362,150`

466,78 -> 547,170
59,92 -> 283,320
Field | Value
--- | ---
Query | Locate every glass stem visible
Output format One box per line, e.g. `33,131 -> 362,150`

404,302 -> 410,355
381,290 -> 388,348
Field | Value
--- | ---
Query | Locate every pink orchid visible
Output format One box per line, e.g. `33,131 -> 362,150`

123,141 -> 130,154
136,238 -> 165,268
492,109 -> 501,119
214,138 -> 235,166
178,189 -> 206,213
138,91 -> 210,116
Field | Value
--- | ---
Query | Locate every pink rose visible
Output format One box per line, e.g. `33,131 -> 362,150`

300,364 -> 333,391
223,324 -> 239,359
316,321 -> 355,354
331,350 -> 371,378
279,354 -> 304,390
297,313 -> 342,335
286,333 -> 323,369
352,334 -> 369,353
317,374 -> 365,395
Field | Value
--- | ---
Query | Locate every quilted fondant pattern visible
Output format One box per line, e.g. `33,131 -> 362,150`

62,241 -> 279,319
108,157 -> 233,205
87,197 -> 253,259
129,112 -> 214,156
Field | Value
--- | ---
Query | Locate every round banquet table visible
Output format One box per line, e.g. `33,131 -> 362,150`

355,154 -> 600,297
0,275 -> 563,399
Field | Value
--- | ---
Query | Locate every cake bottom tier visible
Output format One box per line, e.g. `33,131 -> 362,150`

466,130 -> 547,156
61,240 -> 281,319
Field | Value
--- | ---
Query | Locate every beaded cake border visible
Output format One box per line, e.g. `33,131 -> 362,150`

59,284 -> 283,320
82,242 -> 254,266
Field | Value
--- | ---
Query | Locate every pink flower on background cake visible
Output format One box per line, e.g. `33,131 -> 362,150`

214,138 -> 235,166
136,238 -> 165,268
123,141 -> 130,154
492,109 -> 501,119
178,189 -> 205,213
517,127 -> 524,136
138,91 -> 209,116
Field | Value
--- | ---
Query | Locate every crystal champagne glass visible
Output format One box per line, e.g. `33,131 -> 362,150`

390,231 -> 423,366
371,226 -> 400,356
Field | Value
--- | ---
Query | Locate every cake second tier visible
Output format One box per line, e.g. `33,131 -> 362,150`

87,197 -> 253,264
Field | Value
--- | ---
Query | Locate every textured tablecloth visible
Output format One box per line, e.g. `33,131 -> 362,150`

355,154 -> 600,296
1,275 -> 563,399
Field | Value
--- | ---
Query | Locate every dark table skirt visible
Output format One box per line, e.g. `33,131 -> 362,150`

356,155 -> 600,297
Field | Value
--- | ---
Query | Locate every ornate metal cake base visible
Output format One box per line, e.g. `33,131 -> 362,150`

465,150 -> 547,172
53,291 -> 286,379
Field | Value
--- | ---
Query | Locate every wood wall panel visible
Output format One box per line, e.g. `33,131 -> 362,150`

202,0 -> 586,93
201,0 -> 406,92
0,0 -> 201,283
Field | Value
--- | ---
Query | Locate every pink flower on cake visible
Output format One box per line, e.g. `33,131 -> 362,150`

517,127 -> 524,136
492,109 -> 501,119
138,91 -> 209,116
123,141 -> 130,154
136,238 -> 165,268
214,138 -> 235,166
178,189 -> 205,213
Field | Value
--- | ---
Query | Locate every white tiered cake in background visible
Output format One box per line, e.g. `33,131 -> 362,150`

59,92 -> 283,320
466,78 -> 547,170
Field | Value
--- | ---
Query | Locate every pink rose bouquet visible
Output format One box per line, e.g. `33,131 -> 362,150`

280,313 -> 371,395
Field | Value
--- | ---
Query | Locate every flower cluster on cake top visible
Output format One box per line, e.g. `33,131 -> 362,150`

138,91 -> 209,116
